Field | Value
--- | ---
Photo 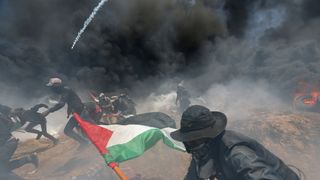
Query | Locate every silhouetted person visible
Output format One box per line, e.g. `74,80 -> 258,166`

176,84 -> 191,113
0,113 -> 38,180
12,104 -> 58,145
112,93 -> 136,116
43,78 -> 88,148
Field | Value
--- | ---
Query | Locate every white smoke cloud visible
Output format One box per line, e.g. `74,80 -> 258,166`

245,4 -> 287,43
199,79 -> 287,120
136,91 -> 177,114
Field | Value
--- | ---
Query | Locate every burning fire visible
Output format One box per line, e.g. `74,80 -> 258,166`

293,80 -> 320,108
302,91 -> 320,105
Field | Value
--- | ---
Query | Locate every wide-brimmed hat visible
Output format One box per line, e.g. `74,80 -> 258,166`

171,105 -> 227,142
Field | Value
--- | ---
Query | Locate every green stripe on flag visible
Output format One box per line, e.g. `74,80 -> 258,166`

161,128 -> 185,152
162,135 -> 185,151
103,128 -> 185,163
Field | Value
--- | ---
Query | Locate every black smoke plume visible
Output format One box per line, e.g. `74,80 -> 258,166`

0,0 -> 319,101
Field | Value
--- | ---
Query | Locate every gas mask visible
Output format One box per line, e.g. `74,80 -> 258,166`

184,139 -> 217,179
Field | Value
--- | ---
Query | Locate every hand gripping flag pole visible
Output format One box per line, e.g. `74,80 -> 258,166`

73,113 -> 128,180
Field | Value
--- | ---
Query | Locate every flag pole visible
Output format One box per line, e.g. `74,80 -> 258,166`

108,162 -> 128,180
73,113 -> 129,180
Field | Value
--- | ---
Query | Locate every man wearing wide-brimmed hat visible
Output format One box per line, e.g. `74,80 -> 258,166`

171,105 -> 299,180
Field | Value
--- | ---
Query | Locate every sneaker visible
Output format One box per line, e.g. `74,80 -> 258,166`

36,132 -> 42,140
28,153 -> 39,169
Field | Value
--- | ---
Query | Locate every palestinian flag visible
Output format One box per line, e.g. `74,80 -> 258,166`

73,113 -> 185,165
118,112 -> 177,129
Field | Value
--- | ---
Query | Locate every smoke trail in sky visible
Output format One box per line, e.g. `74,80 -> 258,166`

71,0 -> 109,49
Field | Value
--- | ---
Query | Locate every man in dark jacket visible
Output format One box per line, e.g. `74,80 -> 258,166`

0,104 -> 12,117
170,105 -> 300,180
0,113 -> 38,180
43,78 -> 88,147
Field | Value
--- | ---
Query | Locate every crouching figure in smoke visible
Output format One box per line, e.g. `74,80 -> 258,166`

0,113 -> 38,180
176,84 -> 191,114
112,93 -> 137,116
170,105 -> 300,180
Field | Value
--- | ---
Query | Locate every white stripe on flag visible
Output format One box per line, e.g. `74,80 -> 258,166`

100,124 -> 157,147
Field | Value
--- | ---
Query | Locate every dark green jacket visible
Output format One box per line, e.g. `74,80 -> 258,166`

0,114 -> 13,145
49,87 -> 84,115
185,130 -> 299,180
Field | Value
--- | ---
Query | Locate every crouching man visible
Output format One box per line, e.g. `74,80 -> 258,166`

170,105 -> 300,180
0,113 -> 38,180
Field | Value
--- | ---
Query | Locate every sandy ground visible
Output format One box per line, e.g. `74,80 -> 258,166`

229,111 -> 320,180
12,110 -> 320,180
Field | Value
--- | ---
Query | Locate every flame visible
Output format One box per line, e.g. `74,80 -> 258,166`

293,80 -> 320,107
302,91 -> 320,105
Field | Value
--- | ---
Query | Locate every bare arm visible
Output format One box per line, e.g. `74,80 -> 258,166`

49,93 -> 67,113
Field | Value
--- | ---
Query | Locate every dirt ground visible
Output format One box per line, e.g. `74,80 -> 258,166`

13,110 -> 320,180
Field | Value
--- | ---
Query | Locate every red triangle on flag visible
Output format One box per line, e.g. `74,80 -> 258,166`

73,113 -> 113,154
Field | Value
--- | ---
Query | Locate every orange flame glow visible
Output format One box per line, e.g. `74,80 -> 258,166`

293,80 -> 320,107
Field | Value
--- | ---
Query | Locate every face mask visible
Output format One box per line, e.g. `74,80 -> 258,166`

184,140 -> 217,179
51,86 -> 63,93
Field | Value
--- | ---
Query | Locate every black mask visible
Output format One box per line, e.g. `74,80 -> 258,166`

184,140 -> 217,179
51,86 -> 63,94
